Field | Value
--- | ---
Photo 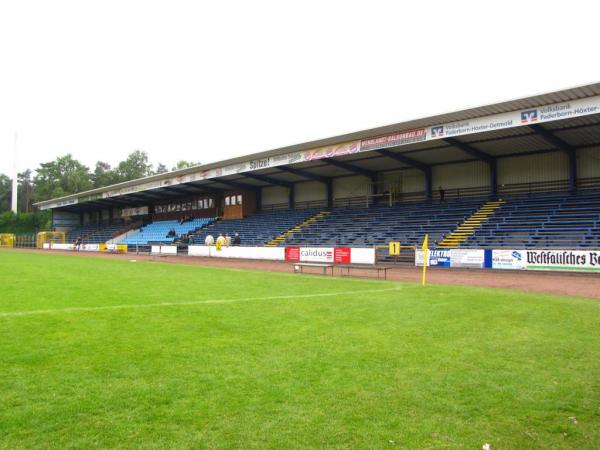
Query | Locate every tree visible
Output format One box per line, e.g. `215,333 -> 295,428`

172,160 -> 197,171
18,170 -> 33,213
155,163 -> 169,174
33,154 -> 92,203
116,150 -> 153,181
0,174 -> 11,212
92,161 -> 120,188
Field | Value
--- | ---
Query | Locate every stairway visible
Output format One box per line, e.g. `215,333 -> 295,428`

437,200 -> 505,248
265,211 -> 330,247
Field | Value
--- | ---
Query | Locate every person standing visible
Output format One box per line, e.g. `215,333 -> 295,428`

233,232 -> 241,246
439,186 -> 446,203
225,233 -> 232,247
205,234 -> 214,246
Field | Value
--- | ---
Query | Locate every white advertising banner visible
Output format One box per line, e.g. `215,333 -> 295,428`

450,249 -> 485,269
491,249 -> 526,270
516,249 -> 600,272
151,245 -> 177,255
188,245 -> 210,257
51,243 -> 75,250
187,245 -> 285,260
424,96 -> 600,142
350,248 -> 376,265
299,247 -> 335,263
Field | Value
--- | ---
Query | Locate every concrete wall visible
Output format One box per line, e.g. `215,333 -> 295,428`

261,186 -> 289,206
333,175 -> 370,199
498,152 -> 568,184
295,181 -> 326,203
577,146 -> 600,179
433,160 -> 489,189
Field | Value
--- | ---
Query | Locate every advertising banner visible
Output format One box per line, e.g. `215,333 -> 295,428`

426,96 -> 600,142
521,249 -> 600,272
285,246 -> 300,262
428,249 -> 451,267
415,249 -> 451,267
492,249 -> 526,270
284,247 -> 375,265
450,249 -> 485,268
189,245 -> 288,261
106,244 -> 128,253
299,247 -> 335,263
334,247 -> 351,264
361,129 -> 427,151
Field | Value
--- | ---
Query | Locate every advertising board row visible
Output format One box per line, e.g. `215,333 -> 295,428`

188,246 -> 376,265
43,243 -> 128,253
415,249 -> 487,269
41,95 -> 600,210
492,249 -> 600,272
417,248 -> 600,273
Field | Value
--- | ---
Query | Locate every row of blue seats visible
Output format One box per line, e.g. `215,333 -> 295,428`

283,199 -> 484,247
465,190 -> 600,248
193,209 -> 319,246
122,218 -> 214,245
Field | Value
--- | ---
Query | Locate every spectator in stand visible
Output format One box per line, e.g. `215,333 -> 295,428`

233,232 -> 241,246
188,234 -> 194,246
439,186 -> 445,203
225,233 -> 232,247
205,234 -> 214,246
216,233 -> 226,249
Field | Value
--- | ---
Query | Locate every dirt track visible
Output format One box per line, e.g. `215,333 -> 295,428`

8,248 -> 600,300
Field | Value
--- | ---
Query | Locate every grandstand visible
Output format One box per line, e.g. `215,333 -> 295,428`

33,82 -> 600,258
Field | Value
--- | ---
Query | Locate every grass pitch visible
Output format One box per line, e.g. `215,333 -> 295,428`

1,251 -> 600,449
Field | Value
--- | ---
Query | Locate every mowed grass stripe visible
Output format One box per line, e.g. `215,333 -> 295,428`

0,286 -> 401,318
1,250 -> 600,449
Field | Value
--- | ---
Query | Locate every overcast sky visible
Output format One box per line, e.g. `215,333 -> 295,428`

0,0 -> 598,177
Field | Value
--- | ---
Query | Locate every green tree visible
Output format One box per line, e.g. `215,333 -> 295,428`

33,154 -> 92,203
155,163 -> 169,174
116,150 -> 153,181
0,174 -> 11,212
18,170 -> 34,213
92,161 -> 120,188
172,160 -> 197,171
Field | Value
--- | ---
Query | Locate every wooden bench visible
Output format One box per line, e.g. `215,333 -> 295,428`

292,262 -> 334,276
337,264 -> 392,280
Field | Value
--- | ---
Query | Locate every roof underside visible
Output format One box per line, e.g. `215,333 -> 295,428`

57,110 -> 600,213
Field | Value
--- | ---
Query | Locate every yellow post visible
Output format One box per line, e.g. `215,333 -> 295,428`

421,234 -> 429,287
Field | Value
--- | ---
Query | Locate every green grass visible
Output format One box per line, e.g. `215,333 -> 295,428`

1,251 -> 600,449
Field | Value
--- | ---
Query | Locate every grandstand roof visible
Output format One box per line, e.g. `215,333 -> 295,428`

36,82 -> 600,212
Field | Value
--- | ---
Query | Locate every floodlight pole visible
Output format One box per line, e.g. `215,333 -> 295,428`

11,132 -> 18,214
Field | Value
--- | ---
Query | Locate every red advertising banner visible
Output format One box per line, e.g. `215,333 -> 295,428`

360,129 -> 426,151
334,247 -> 351,264
285,246 -> 300,261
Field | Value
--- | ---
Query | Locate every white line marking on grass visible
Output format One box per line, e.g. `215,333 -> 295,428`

0,286 -> 402,318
